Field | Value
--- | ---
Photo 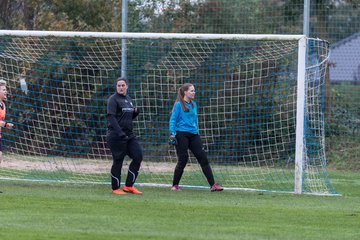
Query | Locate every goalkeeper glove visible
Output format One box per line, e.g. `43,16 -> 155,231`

168,135 -> 178,146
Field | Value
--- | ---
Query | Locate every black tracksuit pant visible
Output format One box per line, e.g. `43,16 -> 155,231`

172,131 -> 215,186
107,134 -> 143,190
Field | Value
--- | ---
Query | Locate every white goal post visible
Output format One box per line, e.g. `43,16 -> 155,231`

0,30 -> 337,195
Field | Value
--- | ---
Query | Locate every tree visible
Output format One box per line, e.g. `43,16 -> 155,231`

0,0 -> 122,31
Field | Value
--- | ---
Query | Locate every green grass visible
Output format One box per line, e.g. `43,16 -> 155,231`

1,170 -> 360,240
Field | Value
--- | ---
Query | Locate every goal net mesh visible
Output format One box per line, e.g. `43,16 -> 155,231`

0,33 -> 335,194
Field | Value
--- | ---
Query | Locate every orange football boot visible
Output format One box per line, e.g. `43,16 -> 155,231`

112,188 -> 127,195
123,186 -> 142,194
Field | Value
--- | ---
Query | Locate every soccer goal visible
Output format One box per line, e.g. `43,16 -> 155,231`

0,30 -> 337,195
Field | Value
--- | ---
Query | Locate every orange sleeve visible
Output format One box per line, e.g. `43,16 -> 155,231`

0,102 -> 6,121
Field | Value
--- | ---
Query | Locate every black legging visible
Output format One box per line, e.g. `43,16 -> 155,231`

107,134 -> 143,190
173,131 -> 215,186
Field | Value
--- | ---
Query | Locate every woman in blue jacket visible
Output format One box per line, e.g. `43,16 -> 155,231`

169,83 -> 223,192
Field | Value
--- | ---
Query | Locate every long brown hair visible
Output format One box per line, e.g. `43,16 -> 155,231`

175,83 -> 194,112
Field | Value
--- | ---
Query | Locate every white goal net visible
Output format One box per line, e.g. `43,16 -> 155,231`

0,31 -> 336,195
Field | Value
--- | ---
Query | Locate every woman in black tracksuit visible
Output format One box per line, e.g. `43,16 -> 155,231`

107,77 -> 142,195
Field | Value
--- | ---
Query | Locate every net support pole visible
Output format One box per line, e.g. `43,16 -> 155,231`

294,36 -> 307,194
121,0 -> 128,78
303,0 -> 310,37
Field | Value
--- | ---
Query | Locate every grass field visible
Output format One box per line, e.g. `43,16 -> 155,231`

0,171 -> 359,240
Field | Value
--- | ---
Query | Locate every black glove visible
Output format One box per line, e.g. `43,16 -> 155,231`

168,135 -> 177,146
119,133 -> 128,140
133,108 -> 140,119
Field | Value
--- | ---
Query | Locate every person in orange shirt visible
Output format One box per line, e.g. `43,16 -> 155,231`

0,79 -> 13,164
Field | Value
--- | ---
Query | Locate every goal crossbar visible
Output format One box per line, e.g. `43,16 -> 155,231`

0,30 -> 305,41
